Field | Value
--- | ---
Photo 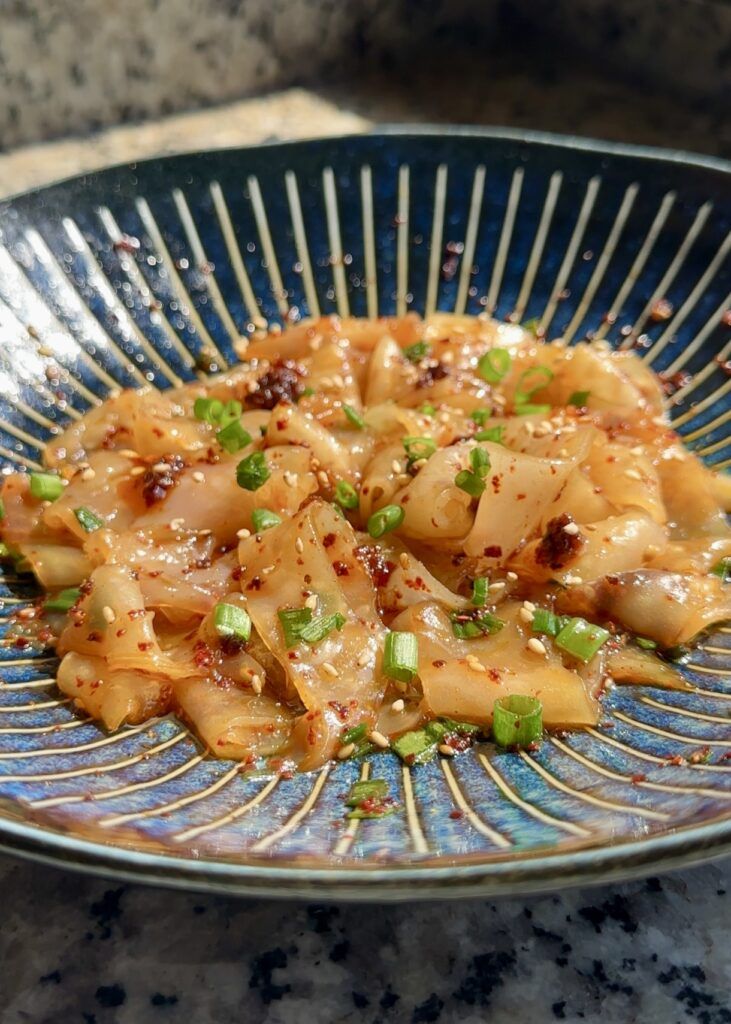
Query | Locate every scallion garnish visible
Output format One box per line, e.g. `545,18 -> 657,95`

568,390 -> 590,407
383,630 -> 419,682
471,578 -> 488,606
454,469 -> 486,498
0,497 -> 5,520
450,609 -> 504,639
277,607 -> 313,647
44,587 -> 80,613
73,507 -> 103,533
419,403 -> 436,417
470,447 -> 491,477
220,399 -> 243,426
298,612 -> 346,645
711,557 -> 731,582
531,608 -> 566,638
521,318 -> 540,336
345,779 -> 388,806
403,340 -> 430,362
193,397 -> 224,424
342,722 -> 368,745
216,420 -> 252,454
514,366 -> 554,406
555,617 -> 610,662
474,425 -> 505,444
391,728 -> 437,765
367,504 -> 405,538
477,348 -> 512,384
343,404 -> 366,430
514,403 -> 552,416
493,694 -> 543,748
299,386 -> 315,398
334,480 -> 359,510
635,636 -> 658,651
251,508 -> 281,532
403,436 -> 436,464
236,451 -> 270,491
29,473 -> 64,502
470,408 -> 492,426
0,543 -> 9,560
213,602 -> 251,642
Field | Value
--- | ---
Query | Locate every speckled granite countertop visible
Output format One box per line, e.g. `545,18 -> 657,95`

1,82 -> 730,1023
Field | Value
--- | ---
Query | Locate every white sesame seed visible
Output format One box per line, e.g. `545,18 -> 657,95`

283,471 -> 297,487
524,421 -> 535,436
519,607 -> 534,623
357,649 -> 370,667
332,374 -> 345,390
652,415 -> 666,426
251,674 -> 263,694
564,574 -> 583,585
237,528 -> 251,539
563,522 -> 580,536
170,517 -> 185,531
16,607 -> 35,620
317,470 -> 329,488
152,461 -> 168,473
527,637 -> 547,656
540,420 -> 553,433
396,473 -> 412,487
391,698 -> 405,712
337,743 -> 355,760
305,594 -> 318,610
438,743 -> 455,757
506,571 -> 518,581
369,730 -> 390,749
558,448 -> 569,457
261,564 -> 276,575
584,523 -> 597,531
391,459 -> 402,475
488,581 -> 506,592
411,458 -> 428,471
118,449 -> 139,459
522,600 -> 536,613
130,465 -> 145,477
630,445 -> 645,455
624,468 -> 642,481
80,467 -> 96,481
295,537 -> 304,553
466,656 -> 487,673
322,662 -> 339,677
438,411 -> 451,424
399,552 -> 410,570
192,471 -> 205,483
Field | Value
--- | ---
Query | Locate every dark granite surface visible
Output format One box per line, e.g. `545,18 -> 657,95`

1,853 -> 729,1022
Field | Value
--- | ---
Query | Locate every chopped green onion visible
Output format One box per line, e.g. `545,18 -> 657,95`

477,348 -> 512,384
216,420 -> 252,453
277,607 -> 313,647
391,728 -> 438,765
343,404 -> 366,430
334,480 -> 359,510
367,504 -> 405,538
346,803 -> 398,819
299,612 -> 346,645
470,447 -> 491,477
44,587 -> 80,613
635,636 -> 658,651
403,340 -> 431,362
383,630 -> 419,682
515,366 -> 554,405
568,390 -> 590,407
514,403 -> 552,416
213,602 -> 251,642
342,722 -> 368,746
521,318 -> 540,336
419,403 -> 436,417
0,543 -> 9,559
193,397 -> 224,424
437,717 -> 481,737
711,557 -> 731,582
450,610 -> 504,639
73,507 -> 103,533
531,608 -> 566,638
470,408 -> 492,426
403,436 -> 436,464
0,497 -> 5,520
300,386 -> 315,398
471,578 -> 489,606
29,472 -> 64,502
345,779 -> 389,806
555,617 -> 610,662
454,470 -> 486,498
251,508 -> 281,532
236,451 -> 270,491
474,426 -> 505,444
493,694 -> 543,748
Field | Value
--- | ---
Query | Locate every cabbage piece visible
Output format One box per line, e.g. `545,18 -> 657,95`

392,601 -> 598,727
57,651 -> 171,729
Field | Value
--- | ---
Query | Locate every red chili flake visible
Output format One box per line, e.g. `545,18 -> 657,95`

449,809 -> 464,820
483,545 -> 502,558
327,699 -> 356,722
323,533 -> 337,548
432,659 -> 446,668
246,577 -> 262,591
405,576 -> 428,591
113,234 -> 140,253
333,560 -> 349,577
128,608 -> 146,620
488,668 -> 501,682
417,361 -> 449,388
137,642 -> 153,652
141,454 -> 187,506
535,513 -> 584,569
193,641 -> 214,668
491,474 -> 501,494
115,628 -> 127,638
354,544 -> 396,588
86,631 -> 103,643
247,361 -> 303,409
631,773 -> 646,783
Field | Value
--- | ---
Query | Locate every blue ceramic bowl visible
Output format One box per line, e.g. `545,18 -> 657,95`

0,128 -> 730,900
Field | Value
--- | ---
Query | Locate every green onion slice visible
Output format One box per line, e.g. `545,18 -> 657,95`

29,473 -> 64,502
74,507 -> 104,533
711,557 -> 731,582
635,636 -> 658,651
403,340 -> 430,362
455,470 -> 485,498
367,504 -> 405,538
470,447 -> 491,477
568,390 -> 590,407
277,607 -> 313,647
493,694 -> 543,748
299,386 -> 315,398
470,408 -> 492,426
515,366 -> 554,405
477,348 -> 512,384
521,318 -> 540,336
531,608 -> 566,638
236,451 -> 270,491
334,480 -> 359,510
213,602 -> 251,642
474,426 -> 505,444
342,722 -> 368,745
471,578 -> 489,606
555,617 -> 610,662
219,399 -> 243,426
419,403 -> 436,417
251,508 -> 281,532
383,630 -> 419,682
391,728 -> 438,765
343,404 -> 366,430
450,610 -> 504,639
345,779 -> 389,806
44,587 -> 81,613
193,397 -> 224,423
298,612 -> 346,645
514,403 -> 552,416
403,436 -> 436,464
216,420 -> 252,454
0,497 -> 5,520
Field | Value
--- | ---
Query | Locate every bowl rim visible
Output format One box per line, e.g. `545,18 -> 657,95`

1,124 -> 730,899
